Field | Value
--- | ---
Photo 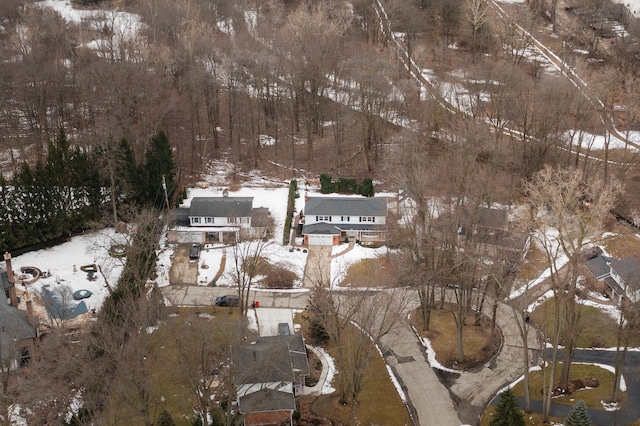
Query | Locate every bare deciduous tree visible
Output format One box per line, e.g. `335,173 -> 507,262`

307,285 -> 407,408
524,165 -> 620,421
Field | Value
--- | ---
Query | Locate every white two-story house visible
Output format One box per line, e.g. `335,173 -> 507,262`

169,196 -> 271,243
302,196 -> 387,246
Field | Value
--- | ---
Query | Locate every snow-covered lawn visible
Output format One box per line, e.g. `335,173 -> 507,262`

10,229 -> 126,322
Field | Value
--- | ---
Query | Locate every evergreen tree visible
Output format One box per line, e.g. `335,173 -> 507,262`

565,400 -> 591,426
320,173 -> 333,194
118,138 -> 144,207
142,130 -> 176,209
490,389 -> 525,426
359,177 -> 374,197
157,410 -> 176,426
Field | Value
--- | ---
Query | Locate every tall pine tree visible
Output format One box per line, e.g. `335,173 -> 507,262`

565,400 -> 591,426
142,130 -> 175,210
490,389 -> 525,426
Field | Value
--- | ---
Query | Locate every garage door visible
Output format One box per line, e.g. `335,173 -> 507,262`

176,231 -> 203,244
308,234 -> 334,246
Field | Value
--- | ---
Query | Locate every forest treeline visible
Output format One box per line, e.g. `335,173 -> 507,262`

0,129 -> 176,253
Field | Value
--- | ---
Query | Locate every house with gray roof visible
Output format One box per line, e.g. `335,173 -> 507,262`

0,253 -> 38,369
302,196 -> 388,246
585,253 -> 640,304
168,195 -> 271,244
235,335 -> 309,426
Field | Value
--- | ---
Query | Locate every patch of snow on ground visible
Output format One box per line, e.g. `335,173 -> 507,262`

246,308 -> 258,332
562,131 -> 631,151
314,346 -> 336,394
331,245 -> 388,288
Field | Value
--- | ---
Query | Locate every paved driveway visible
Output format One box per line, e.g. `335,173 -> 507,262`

168,244 -> 198,285
302,245 -> 332,288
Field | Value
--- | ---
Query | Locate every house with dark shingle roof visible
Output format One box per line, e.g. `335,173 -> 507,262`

235,335 -> 309,426
168,195 -> 271,244
0,253 -> 38,369
302,196 -> 388,246
455,205 -> 529,259
585,253 -> 640,304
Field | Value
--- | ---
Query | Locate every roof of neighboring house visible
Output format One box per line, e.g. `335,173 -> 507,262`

459,206 -> 508,230
235,335 -> 309,386
584,255 -> 612,281
0,300 -> 36,361
189,197 -> 253,217
305,196 -> 387,217
264,335 -> 309,377
251,207 -> 271,228
168,207 -> 190,226
611,256 -> 640,289
302,223 -> 341,235
239,388 -> 296,414
473,228 -> 528,251
605,276 -> 624,297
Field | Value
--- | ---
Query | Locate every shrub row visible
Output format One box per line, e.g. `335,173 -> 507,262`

319,173 -> 374,196
283,179 -> 297,244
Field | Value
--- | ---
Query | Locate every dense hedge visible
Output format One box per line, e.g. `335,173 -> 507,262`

319,173 -> 374,196
283,180 -> 297,244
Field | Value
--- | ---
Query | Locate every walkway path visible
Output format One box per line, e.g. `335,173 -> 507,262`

380,310 -> 463,426
449,300 -> 541,423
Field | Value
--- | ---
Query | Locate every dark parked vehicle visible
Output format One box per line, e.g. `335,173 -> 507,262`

215,294 -> 239,307
277,322 -> 291,336
189,243 -> 201,260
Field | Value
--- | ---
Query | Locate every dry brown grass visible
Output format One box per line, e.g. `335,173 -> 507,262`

601,230 -> 640,258
411,304 -> 499,370
518,244 -> 548,282
510,363 -> 626,409
480,405 -> 565,426
341,256 -> 396,288
295,312 -> 412,425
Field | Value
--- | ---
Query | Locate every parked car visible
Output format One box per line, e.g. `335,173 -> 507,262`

277,322 -> 291,336
189,243 -> 201,260
215,294 -> 239,307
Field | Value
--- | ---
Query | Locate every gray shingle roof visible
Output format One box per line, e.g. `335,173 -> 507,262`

304,197 -> 387,217
189,197 -> 253,217
302,223 -> 341,235
611,256 -> 640,290
585,255 -> 611,281
0,300 -> 36,361
235,335 -> 309,385
459,206 -> 508,230
239,388 -> 296,413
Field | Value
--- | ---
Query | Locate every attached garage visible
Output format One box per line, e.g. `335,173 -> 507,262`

302,223 -> 341,246
307,234 -> 335,246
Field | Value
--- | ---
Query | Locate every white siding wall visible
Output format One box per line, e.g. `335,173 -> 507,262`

190,216 -> 251,227
306,215 -> 386,225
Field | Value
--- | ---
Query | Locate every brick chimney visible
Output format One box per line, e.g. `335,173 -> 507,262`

4,252 -> 14,284
25,290 -> 35,327
3,252 -> 18,307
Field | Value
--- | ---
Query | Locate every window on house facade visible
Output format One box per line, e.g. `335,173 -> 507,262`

192,217 -> 200,224
341,216 -> 350,222
359,216 -> 375,222
206,217 -> 213,224
316,215 -> 331,221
